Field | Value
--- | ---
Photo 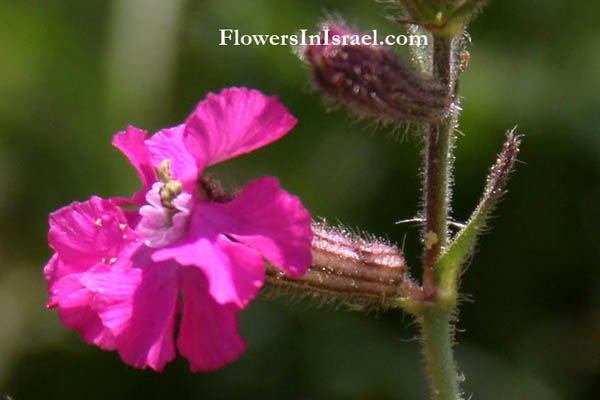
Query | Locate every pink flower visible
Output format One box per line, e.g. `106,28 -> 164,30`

44,88 -> 312,372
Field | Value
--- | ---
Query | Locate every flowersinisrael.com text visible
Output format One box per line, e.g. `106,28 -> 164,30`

218,28 -> 428,47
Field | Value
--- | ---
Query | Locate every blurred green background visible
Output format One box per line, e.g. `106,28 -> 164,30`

1,0 -> 599,399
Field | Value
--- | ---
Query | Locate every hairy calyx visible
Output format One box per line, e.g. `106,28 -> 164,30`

265,222 -> 421,310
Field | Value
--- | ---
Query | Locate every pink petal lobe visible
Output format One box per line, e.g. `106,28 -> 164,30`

145,124 -> 198,190
199,177 -> 312,277
184,87 -> 297,168
152,212 -> 266,308
46,197 -> 178,369
51,257 -> 176,371
49,246 -> 179,370
78,263 -> 142,335
113,249 -> 179,371
46,257 -> 116,349
112,126 -> 157,203
48,196 -> 139,273
177,266 -> 245,372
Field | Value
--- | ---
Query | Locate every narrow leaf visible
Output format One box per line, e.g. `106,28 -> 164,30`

436,129 -> 522,295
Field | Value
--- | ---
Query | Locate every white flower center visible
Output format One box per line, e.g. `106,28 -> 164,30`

138,182 -> 192,248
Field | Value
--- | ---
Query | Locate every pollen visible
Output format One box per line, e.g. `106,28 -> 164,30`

109,257 -> 118,264
119,224 -> 127,231
95,218 -> 103,227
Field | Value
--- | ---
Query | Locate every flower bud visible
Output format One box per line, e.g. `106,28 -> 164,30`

265,222 -> 422,310
303,21 -> 452,125
394,0 -> 488,37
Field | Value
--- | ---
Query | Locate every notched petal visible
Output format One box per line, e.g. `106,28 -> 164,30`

113,127 -> 157,203
184,87 -> 297,168
177,267 -> 246,372
145,124 -> 198,190
48,196 -> 138,271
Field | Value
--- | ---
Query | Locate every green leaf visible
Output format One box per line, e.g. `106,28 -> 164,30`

436,129 -> 522,297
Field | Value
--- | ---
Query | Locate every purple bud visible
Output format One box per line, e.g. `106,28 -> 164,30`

303,21 -> 453,125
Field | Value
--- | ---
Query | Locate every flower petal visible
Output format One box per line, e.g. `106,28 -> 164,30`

112,126 -> 156,203
54,260 -> 176,371
198,177 -> 312,277
46,197 -> 178,370
48,196 -> 139,271
48,230 -> 178,370
184,87 -> 297,169
44,195 -> 137,350
50,249 -> 178,371
79,264 -> 142,336
45,256 -> 116,350
177,266 -> 245,372
113,249 -> 179,371
152,213 -> 266,308
145,124 -> 198,190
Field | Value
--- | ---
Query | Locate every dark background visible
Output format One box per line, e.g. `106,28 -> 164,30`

1,0 -> 599,399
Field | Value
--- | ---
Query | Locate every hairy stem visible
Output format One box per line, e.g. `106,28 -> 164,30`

422,36 -> 456,299
419,307 -> 460,400
418,35 -> 461,400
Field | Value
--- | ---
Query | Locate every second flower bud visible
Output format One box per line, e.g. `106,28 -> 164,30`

302,21 -> 453,126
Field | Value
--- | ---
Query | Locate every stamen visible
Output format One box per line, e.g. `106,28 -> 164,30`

160,180 -> 183,209
157,159 -> 172,183
155,159 -> 184,209
138,178 -> 193,249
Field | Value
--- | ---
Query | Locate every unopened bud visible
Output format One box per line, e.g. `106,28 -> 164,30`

394,0 -> 488,37
265,222 -> 422,310
303,21 -> 452,125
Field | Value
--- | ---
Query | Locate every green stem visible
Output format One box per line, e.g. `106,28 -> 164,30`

420,307 -> 461,400
418,35 -> 461,400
